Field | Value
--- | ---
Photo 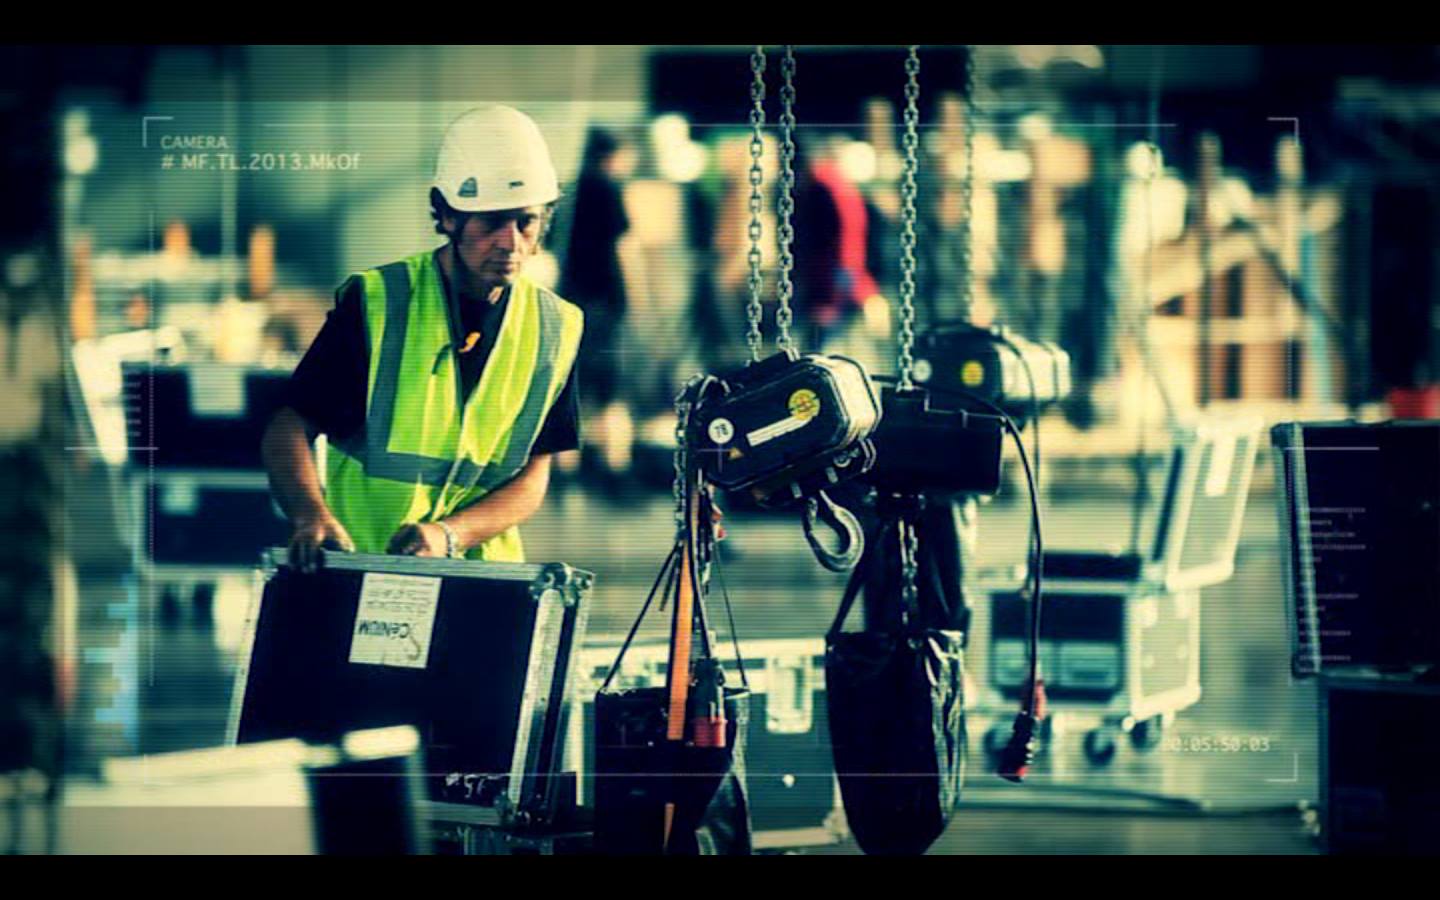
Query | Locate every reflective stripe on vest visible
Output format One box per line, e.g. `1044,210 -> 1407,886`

324,250 -> 582,560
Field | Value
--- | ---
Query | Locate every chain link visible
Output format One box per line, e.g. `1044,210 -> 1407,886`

958,45 -> 976,323
774,45 -> 798,354
897,45 -> 921,390
900,518 -> 920,622
745,46 -> 768,363
673,377 -> 702,535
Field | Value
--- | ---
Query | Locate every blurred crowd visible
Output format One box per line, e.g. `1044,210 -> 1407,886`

551,103 -> 1000,498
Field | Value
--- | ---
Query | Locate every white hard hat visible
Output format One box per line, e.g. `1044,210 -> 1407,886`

433,105 -> 560,213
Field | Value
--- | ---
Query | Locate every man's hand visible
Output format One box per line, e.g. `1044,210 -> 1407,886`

289,513 -> 356,574
387,523 -> 449,558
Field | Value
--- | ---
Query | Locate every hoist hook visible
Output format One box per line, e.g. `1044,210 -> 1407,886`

803,490 -> 865,573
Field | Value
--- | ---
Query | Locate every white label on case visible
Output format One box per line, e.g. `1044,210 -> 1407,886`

349,573 -> 441,669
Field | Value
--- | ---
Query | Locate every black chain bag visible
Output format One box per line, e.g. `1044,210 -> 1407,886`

825,518 -> 966,856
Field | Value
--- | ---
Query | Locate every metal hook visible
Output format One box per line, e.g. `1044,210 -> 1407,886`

803,490 -> 865,573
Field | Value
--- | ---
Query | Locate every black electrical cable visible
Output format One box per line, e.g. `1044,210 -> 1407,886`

993,334 -> 1044,574
871,375 -> 1045,718
993,333 -> 1043,488
955,393 -> 1045,717
687,462 -> 716,661
707,509 -> 750,688
602,542 -> 682,692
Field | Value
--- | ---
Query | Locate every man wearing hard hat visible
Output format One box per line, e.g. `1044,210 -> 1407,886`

264,106 -> 584,568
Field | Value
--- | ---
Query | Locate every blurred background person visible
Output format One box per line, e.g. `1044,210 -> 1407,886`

793,133 -> 889,370
691,133 -> 779,373
560,128 -> 639,499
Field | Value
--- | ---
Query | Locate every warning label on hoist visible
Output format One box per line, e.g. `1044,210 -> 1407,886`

788,389 -> 821,421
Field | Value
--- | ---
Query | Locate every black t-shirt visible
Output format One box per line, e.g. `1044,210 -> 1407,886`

287,257 -> 581,456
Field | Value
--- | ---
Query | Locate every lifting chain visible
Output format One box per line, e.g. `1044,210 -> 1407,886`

959,45 -> 977,322
673,377 -> 702,535
899,517 -> 921,626
897,45 -> 921,390
745,46 -> 768,363
774,45 -> 798,354
895,46 -> 924,611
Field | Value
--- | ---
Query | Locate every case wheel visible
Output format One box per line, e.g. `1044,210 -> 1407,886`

1129,715 -> 1165,751
1083,728 -> 1117,766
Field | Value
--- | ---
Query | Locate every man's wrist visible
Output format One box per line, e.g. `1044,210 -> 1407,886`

435,520 -> 461,559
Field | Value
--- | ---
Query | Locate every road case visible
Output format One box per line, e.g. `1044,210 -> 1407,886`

130,469 -> 291,571
229,548 -> 593,828
1319,670 -> 1440,855
975,414 -> 1263,765
121,362 -> 291,470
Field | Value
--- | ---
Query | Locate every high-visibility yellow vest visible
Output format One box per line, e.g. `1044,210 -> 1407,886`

325,250 -> 583,562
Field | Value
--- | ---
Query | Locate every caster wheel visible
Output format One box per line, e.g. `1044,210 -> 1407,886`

1083,728 -> 1117,766
192,582 -> 215,630
983,725 -> 1009,760
159,585 -> 182,629
1130,716 -> 1164,751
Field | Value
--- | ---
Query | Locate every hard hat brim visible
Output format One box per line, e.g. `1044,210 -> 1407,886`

433,180 -> 561,214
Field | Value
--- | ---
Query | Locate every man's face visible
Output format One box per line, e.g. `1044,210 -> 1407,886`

447,205 -> 545,287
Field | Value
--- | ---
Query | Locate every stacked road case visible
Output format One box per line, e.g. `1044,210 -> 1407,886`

975,415 -> 1264,765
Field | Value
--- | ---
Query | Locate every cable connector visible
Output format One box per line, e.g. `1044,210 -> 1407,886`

997,678 -> 1047,783
996,712 -> 1041,783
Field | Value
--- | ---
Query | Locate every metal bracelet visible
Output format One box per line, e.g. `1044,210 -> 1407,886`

436,520 -> 460,559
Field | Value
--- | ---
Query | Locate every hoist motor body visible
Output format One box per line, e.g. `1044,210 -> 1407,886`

912,322 -> 1072,421
689,350 -> 882,507
867,385 -> 1006,497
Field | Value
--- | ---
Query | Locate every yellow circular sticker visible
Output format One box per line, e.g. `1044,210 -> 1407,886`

788,388 -> 821,421
961,360 -> 986,387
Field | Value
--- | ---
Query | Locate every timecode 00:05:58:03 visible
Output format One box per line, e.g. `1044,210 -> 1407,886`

1163,735 -> 1273,753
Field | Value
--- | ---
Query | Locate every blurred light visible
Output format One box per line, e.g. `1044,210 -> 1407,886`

663,142 -> 708,183
876,150 -> 904,182
62,107 -> 99,176
62,107 -> 90,138
650,113 -> 690,149
1012,45 -> 1104,71
1210,177 -> 1255,226
6,253 -> 40,290
1125,142 -> 1165,180
1017,113 -> 1053,142
837,140 -> 878,184
341,725 -> 420,761
651,113 -> 708,183
1014,46 -> 1054,70
983,149 -> 1033,183
1056,45 -> 1105,70
64,134 -> 99,176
